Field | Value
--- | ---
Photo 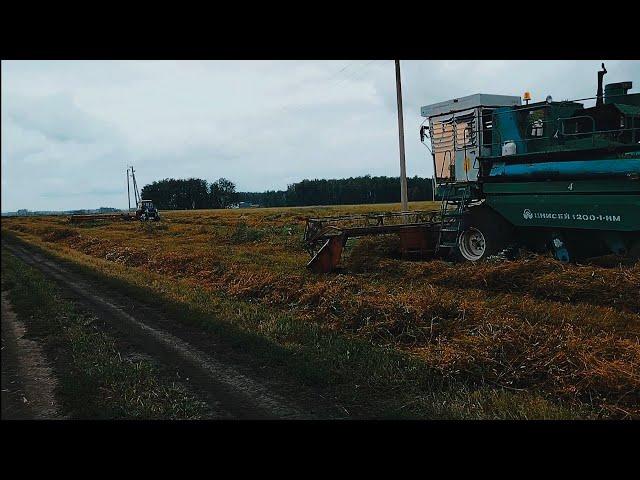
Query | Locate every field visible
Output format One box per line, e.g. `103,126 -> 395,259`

2,201 -> 639,419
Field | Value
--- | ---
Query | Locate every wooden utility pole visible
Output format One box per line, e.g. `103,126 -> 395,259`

395,60 -> 408,214
127,167 -> 131,212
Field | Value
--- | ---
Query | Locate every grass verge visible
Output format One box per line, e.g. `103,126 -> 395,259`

2,232 -> 589,419
1,247 -> 209,419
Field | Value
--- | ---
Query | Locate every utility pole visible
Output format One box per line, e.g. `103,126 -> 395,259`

127,167 -> 131,212
130,166 -> 139,205
395,60 -> 409,215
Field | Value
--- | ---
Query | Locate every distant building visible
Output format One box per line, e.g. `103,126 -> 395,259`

16,209 -> 30,216
232,201 -> 260,209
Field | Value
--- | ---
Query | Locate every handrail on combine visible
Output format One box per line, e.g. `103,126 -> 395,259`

431,114 -> 639,166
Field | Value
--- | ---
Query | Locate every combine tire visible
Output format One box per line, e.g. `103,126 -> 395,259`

456,207 -> 512,262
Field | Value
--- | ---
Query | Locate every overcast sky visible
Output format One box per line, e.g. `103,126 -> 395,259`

2,60 -> 639,211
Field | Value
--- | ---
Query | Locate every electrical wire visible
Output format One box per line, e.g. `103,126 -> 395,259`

275,60 -> 382,117
207,60 -> 386,167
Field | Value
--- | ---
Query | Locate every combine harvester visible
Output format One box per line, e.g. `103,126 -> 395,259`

305,64 -> 640,272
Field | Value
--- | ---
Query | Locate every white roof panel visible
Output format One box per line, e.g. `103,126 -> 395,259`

421,94 -> 522,118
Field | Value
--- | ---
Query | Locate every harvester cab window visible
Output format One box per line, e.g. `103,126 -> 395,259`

430,116 -> 456,180
481,109 -> 494,150
453,111 -> 476,148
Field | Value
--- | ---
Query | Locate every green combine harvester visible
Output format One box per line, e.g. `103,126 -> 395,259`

304,64 -> 640,272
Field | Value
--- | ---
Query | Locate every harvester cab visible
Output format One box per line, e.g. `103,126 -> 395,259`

304,64 -> 640,272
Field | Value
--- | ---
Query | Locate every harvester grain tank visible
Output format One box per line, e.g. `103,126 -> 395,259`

304,64 -> 640,272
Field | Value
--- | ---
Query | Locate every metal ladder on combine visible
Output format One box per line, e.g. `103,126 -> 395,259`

435,183 -> 470,254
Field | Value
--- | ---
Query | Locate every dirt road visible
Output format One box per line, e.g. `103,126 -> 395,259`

2,239 -> 340,419
2,291 -> 62,419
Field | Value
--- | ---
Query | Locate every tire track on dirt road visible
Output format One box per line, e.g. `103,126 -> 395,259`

3,239 -> 324,420
1,291 -> 63,419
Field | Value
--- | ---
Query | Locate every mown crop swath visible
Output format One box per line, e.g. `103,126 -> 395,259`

2,201 -> 639,418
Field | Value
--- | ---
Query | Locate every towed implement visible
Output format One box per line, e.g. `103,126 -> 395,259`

304,64 -> 640,272
69,212 -> 131,223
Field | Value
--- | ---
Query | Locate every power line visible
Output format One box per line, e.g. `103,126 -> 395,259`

327,60 -> 376,84
331,60 -> 379,88
323,60 -> 361,82
285,60 -> 364,95
211,60 -> 385,159
275,60 -> 382,116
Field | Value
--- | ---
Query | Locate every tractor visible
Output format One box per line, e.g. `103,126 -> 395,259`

127,166 -> 161,221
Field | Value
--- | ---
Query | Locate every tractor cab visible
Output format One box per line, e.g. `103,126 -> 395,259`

136,199 -> 160,221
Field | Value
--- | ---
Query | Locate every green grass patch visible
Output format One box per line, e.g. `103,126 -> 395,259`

229,222 -> 265,244
1,247 -> 208,419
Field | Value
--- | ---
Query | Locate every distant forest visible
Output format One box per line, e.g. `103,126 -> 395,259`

141,175 -> 435,210
236,176 -> 435,207
141,178 -> 237,210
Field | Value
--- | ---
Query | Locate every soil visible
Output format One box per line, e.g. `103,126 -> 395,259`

1,291 -> 63,420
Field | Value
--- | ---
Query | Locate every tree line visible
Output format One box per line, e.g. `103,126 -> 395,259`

140,178 -> 236,210
140,175 -> 435,210
236,176 -> 435,207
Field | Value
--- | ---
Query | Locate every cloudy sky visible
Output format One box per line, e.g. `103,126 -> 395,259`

2,60 -> 639,211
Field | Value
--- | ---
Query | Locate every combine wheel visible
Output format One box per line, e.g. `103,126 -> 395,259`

456,207 -> 512,262
458,227 -> 487,261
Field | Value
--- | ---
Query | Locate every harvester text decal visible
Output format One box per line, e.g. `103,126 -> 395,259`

522,209 -> 621,222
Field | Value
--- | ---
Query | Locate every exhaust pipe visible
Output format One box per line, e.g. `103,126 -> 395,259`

596,63 -> 607,107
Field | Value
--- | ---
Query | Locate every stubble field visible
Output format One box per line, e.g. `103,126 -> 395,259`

2,201 -> 639,419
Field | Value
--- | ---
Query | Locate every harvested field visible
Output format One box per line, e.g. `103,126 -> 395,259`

2,200 -> 639,418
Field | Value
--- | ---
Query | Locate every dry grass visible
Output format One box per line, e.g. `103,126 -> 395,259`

3,200 -> 638,418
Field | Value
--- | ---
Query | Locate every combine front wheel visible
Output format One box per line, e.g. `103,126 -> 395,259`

458,227 -> 487,261
456,207 -> 512,262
